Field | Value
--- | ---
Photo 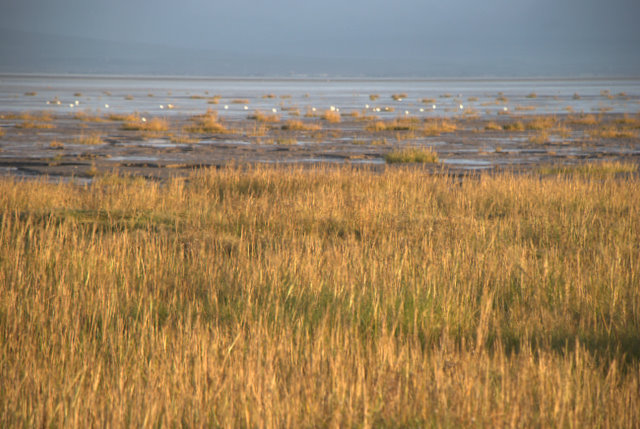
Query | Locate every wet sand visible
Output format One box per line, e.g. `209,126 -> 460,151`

1,110 -> 639,180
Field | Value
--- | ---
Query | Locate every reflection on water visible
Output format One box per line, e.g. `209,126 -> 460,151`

442,159 -> 493,168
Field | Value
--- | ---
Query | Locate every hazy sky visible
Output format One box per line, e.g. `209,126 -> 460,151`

1,0 -> 639,74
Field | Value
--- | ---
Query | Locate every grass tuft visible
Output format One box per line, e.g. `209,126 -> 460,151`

185,110 -> 229,134
525,116 -> 557,130
322,110 -> 341,123
122,118 -> 169,133
281,120 -> 321,131
503,121 -> 525,131
423,118 -> 457,136
170,134 -> 199,144
529,131 -> 550,144
49,140 -> 65,149
15,121 -> 56,129
73,133 -> 103,145
248,110 -> 280,123
589,127 -> 638,139
107,112 -> 141,122
391,93 -> 408,101
384,146 -> 439,163
484,121 -> 503,131
566,114 -> 599,126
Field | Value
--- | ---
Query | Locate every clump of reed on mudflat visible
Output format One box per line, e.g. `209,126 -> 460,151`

280,120 -> 321,131
17,111 -> 54,122
502,121 -> 525,131
185,109 -> 229,134
73,111 -> 106,122
515,105 -> 536,111
524,115 -> 557,131
107,112 -> 142,122
303,108 -> 319,118
587,117 -> 639,139
13,111 -> 56,129
321,110 -> 341,123
169,133 -> 199,144
484,121 -> 503,131
343,110 -> 379,122
367,118 -> 420,132
248,110 -> 280,123
591,128 -> 638,139
614,114 -> 640,127
422,118 -> 457,136
366,117 -> 455,136
528,130 -> 550,144
15,121 -> 56,130
49,140 -> 64,149
122,117 -> 170,134
384,146 -> 439,163
0,165 -> 639,428
73,132 -> 104,145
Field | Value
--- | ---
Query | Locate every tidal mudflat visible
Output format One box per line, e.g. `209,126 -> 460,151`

1,76 -> 639,179
1,108 -> 639,179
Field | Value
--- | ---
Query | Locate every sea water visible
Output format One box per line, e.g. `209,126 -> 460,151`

1,74 -> 638,120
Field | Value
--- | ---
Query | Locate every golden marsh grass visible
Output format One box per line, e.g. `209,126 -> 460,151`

248,110 -> 281,123
169,133 -> 199,144
73,111 -> 107,123
539,161 -> 638,177
107,113 -> 142,122
589,127 -> 638,139
384,147 -> 439,163
186,110 -> 229,134
1,166 -> 638,427
484,121 -> 502,131
122,118 -> 170,134
322,110 -> 341,123
49,140 -> 65,149
73,133 -> 104,145
281,120 -> 321,131
367,118 -> 420,132
422,118 -> 457,136
15,121 -> 56,129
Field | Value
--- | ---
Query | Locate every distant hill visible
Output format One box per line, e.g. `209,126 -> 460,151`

0,28 -> 637,77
